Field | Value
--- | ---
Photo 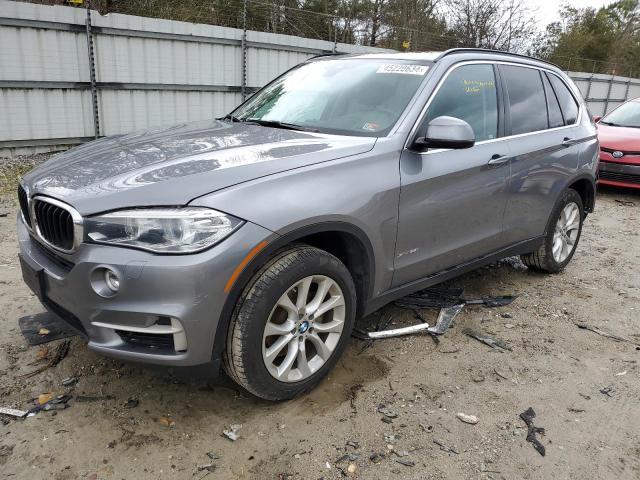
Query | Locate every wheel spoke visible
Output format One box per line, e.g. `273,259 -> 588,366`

306,277 -> 331,313
295,276 -> 312,312
265,333 -> 294,363
296,339 -> 312,377
308,332 -> 331,360
277,293 -> 298,317
566,221 -> 580,232
313,319 -> 344,334
314,295 -> 344,318
276,338 -> 298,379
264,319 -> 295,337
552,237 -> 562,257
565,206 -> 578,227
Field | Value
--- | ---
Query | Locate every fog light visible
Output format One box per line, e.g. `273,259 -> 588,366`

104,270 -> 120,292
91,267 -> 121,298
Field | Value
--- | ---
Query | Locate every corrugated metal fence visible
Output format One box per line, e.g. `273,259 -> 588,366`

569,72 -> 640,117
0,0 -> 388,157
1,1 -> 639,158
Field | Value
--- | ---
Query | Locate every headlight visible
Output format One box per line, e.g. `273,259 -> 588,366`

84,208 -> 243,253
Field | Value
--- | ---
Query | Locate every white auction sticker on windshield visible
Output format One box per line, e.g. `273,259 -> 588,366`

376,64 -> 429,75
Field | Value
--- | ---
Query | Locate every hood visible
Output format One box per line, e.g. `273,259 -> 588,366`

596,123 -> 640,152
23,119 -> 376,215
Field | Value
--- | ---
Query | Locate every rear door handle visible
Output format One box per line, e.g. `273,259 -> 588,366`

562,137 -> 576,148
487,154 -> 510,166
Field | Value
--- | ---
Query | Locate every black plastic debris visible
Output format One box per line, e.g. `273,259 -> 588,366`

466,295 -> 517,307
29,394 -> 72,415
61,377 -> 77,387
464,328 -> 511,352
575,322 -> 640,347
394,287 -> 465,309
600,386 -> 613,397
520,407 -> 545,456
19,313 -> 77,346
433,439 -> 459,454
75,395 -> 115,402
125,398 -> 139,408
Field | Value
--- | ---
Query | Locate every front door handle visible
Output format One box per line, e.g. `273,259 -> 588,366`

487,154 -> 510,166
562,137 -> 576,148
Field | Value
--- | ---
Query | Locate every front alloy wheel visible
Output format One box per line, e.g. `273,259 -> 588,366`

223,246 -> 356,401
263,275 -> 346,383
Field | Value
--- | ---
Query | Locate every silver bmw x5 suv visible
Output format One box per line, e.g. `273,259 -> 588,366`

17,49 -> 598,400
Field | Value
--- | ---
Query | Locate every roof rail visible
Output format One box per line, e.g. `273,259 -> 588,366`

435,48 -> 560,69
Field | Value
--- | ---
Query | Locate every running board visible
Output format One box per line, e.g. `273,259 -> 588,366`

366,303 -> 464,339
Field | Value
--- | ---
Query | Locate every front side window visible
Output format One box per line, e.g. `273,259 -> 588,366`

501,65 -> 548,135
547,73 -> 579,124
423,64 -> 498,142
600,100 -> 640,128
232,58 -> 431,136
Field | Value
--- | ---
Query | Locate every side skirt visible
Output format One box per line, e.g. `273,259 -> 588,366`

363,236 -> 543,316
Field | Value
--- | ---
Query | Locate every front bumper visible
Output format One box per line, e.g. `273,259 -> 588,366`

598,157 -> 640,189
17,215 -> 273,367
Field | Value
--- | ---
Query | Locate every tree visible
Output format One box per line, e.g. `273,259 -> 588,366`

534,0 -> 640,76
444,0 -> 537,52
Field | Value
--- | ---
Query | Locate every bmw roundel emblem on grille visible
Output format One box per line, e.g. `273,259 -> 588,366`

612,150 -> 624,158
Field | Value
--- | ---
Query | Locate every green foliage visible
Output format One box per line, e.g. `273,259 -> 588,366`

535,0 -> 640,76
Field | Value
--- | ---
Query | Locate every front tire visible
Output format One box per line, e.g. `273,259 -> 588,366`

223,245 -> 356,401
521,188 -> 584,273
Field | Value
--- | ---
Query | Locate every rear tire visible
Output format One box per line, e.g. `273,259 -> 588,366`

223,245 -> 356,401
521,189 -> 584,273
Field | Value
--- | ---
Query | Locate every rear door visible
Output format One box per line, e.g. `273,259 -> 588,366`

499,65 -> 582,244
393,63 -> 511,286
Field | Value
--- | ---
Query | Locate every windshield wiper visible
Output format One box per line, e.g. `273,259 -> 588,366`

599,121 -> 619,126
245,118 -> 318,132
219,114 -> 243,123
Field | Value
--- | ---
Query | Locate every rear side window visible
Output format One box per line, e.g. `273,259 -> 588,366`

542,73 -> 564,128
500,65 -> 547,135
547,73 -> 579,124
424,64 -> 498,142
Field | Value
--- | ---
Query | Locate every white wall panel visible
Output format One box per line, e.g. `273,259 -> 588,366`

0,0 -> 637,158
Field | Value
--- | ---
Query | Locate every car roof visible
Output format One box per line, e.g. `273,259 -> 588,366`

345,48 -> 560,70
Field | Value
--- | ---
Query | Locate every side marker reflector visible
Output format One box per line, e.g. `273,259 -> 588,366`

224,240 -> 268,293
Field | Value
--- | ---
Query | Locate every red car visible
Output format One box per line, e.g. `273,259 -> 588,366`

595,97 -> 640,189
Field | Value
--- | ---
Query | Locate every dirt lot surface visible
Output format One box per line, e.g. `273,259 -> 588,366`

0,184 -> 639,480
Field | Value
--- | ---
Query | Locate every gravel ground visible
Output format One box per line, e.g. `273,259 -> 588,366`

0,166 -> 639,479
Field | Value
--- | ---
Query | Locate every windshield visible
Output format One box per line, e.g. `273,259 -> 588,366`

601,100 -> 640,128
230,58 -> 431,136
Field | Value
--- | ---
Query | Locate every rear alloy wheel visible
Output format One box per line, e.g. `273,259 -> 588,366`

521,188 -> 584,273
223,246 -> 356,400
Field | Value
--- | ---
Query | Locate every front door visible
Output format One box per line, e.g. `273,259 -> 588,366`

393,63 -> 510,287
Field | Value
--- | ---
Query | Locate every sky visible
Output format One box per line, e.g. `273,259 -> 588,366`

524,0 -> 618,28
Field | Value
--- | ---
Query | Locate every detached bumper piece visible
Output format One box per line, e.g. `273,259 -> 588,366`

361,288 -> 517,340
91,317 -> 188,353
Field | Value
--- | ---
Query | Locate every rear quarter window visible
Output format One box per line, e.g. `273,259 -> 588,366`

547,73 -> 579,124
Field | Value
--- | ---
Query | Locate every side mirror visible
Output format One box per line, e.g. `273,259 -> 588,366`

413,116 -> 475,151
592,115 -> 601,123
